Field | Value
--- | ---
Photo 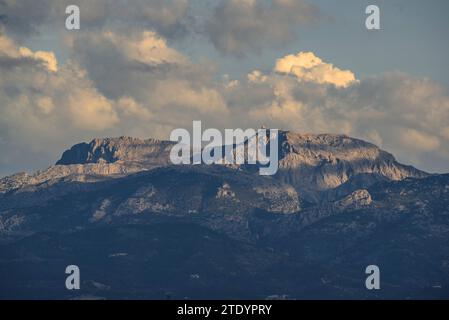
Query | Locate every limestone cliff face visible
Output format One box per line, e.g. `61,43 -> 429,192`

0,132 -> 427,203
56,136 -> 174,167
1,137 -> 174,193
274,131 -> 427,202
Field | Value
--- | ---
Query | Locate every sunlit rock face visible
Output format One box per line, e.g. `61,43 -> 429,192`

274,131 -> 427,202
1,137 -> 175,193
1,131 -> 427,205
56,136 -> 175,168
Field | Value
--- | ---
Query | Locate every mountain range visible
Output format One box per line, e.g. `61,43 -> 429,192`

0,131 -> 448,299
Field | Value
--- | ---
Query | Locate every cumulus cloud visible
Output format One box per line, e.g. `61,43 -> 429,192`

0,0 -> 190,39
67,87 -> 119,131
116,97 -> 153,121
212,55 -> 449,173
247,70 -> 268,84
0,33 -> 57,72
1,0 -> 319,56
18,47 -> 58,72
70,29 -> 228,120
0,33 -> 139,174
398,128 -> 441,152
275,51 -> 356,87
0,0 -> 55,38
206,0 -> 319,55
0,33 -> 120,131
101,31 -> 188,66
237,61 -> 449,172
0,29 -> 232,176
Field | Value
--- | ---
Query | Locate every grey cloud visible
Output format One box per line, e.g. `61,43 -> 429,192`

0,30 -> 230,177
70,30 -> 205,102
239,68 -> 449,173
0,0 -> 319,54
0,0 -> 191,39
0,33 -> 121,174
0,55 -> 43,70
123,0 -> 191,38
0,0 -> 55,38
205,0 -> 320,55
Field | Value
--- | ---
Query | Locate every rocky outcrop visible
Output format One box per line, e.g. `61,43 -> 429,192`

56,136 -> 174,166
334,189 -> 372,210
1,137 -> 175,194
0,132 -> 427,204
274,131 -> 427,202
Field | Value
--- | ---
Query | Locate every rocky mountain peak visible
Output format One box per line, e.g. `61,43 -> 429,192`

278,131 -> 390,162
273,130 -> 428,202
1,131 -> 428,203
56,136 -> 174,166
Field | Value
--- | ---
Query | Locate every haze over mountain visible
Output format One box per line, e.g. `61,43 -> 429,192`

0,131 -> 448,299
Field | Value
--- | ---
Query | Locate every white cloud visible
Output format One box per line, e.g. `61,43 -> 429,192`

18,47 -> 58,72
239,62 -> 449,172
247,70 -> 268,83
69,29 -> 230,123
275,51 -> 356,87
0,34 -> 57,72
0,30 -> 233,176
